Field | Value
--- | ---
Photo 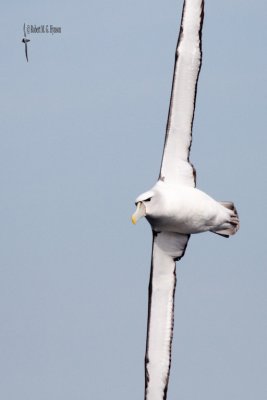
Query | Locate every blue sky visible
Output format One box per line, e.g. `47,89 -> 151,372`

0,1 -> 266,399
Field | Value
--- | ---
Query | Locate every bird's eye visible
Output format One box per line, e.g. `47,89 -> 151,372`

145,198 -> 152,202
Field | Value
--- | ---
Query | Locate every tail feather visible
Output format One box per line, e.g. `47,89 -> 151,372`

220,201 -> 236,211
212,201 -> 239,238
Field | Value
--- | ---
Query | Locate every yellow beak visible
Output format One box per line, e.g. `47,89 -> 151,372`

131,202 -> 146,224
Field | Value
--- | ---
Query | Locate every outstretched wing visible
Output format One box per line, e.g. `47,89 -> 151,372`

23,23 -> 26,37
25,43 -> 29,62
144,231 -> 190,400
159,0 -> 204,187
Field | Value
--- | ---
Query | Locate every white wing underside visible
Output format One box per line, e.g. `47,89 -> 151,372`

145,232 -> 189,400
159,0 -> 203,187
145,1 -> 204,399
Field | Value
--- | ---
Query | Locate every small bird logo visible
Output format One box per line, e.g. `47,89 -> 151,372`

22,23 -> 30,62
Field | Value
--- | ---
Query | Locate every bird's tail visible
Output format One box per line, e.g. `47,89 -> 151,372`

211,202 -> 239,238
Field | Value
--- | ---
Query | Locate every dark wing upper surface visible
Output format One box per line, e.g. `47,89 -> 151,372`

159,0 -> 204,187
25,43 -> 29,62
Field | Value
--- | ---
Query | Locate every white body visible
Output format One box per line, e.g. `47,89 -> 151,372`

136,181 -> 234,234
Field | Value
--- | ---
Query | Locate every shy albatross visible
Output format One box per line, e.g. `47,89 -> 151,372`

131,1 -> 239,399
22,23 -> 30,62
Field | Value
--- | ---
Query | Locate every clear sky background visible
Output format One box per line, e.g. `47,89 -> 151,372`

0,0 -> 266,399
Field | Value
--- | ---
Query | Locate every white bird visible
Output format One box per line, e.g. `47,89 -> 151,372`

22,23 -> 30,62
131,1 -> 239,399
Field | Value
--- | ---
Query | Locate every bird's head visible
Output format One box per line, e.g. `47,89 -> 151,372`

131,189 -> 156,224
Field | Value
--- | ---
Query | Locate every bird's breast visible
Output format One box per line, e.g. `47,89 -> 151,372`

146,186 -> 222,234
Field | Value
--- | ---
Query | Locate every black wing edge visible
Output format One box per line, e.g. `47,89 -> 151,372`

159,0 -> 205,187
144,231 -> 190,400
